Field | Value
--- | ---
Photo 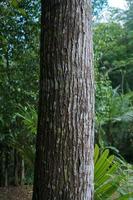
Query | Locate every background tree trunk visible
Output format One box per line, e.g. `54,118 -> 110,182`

20,159 -> 25,185
33,0 -> 94,199
0,152 -> 5,186
14,149 -> 19,186
5,152 -> 8,187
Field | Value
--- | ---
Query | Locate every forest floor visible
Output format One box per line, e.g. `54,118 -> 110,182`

0,186 -> 32,200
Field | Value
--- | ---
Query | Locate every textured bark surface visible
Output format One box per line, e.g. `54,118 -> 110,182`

33,0 -> 94,199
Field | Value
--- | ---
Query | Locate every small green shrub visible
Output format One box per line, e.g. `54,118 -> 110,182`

94,145 -> 133,200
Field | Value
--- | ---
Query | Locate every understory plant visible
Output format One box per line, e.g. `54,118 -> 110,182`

94,144 -> 133,200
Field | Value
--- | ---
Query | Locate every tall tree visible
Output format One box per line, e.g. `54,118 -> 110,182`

32,0 -> 94,199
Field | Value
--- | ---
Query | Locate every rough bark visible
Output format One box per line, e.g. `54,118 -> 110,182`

33,0 -> 94,199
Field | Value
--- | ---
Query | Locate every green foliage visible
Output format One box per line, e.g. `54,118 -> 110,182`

94,145 -> 133,200
94,17 -> 133,92
94,22 -> 127,83
95,71 -> 113,126
0,0 -> 39,181
10,105 -> 37,167
16,104 -> 37,135
95,70 -> 133,158
94,4 -> 133,161
96,89 -> 133,126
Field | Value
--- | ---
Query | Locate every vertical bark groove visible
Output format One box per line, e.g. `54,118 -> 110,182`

33,0 -> 94,199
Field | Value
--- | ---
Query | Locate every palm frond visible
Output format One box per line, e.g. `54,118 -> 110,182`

16,104 -> 37,134
94,145 -> 133,200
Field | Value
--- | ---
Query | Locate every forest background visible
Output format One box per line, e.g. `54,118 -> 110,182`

0,0 -> 133,199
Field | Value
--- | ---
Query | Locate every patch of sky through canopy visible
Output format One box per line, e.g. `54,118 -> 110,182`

108,0 -> 127,9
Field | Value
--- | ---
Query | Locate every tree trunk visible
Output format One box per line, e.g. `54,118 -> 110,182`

33,0 -> 94,199
0,152 -> 5,186
5,152 -> 8,187
14,149 -> 19,186
20,159 -> 25,185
